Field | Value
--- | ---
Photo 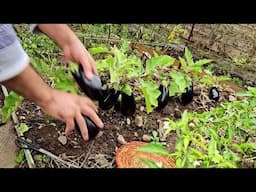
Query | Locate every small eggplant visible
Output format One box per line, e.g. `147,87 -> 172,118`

99,89 -> 120,110
75,114 -> 100,140
156,85 -> 169,110
72,65 -> 107,100
180,82 -> 194,105
209,87 -> 220,101
120,93 -> 136,116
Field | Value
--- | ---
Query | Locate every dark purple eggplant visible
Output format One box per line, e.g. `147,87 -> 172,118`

120,93 -> 136,116
114,100 -> 121,112
209,87 -> 220,101
75,114 -> 100,140
72,65 -> 107,100
180,81 -> 194,105
99,89 -> 120,110
156,85 -> 169,110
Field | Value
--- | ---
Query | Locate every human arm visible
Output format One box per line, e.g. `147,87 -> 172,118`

36,24 -> 98,79
2,64 -> 103,140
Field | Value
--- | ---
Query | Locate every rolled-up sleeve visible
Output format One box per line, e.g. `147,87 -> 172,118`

0,24 -> 29,82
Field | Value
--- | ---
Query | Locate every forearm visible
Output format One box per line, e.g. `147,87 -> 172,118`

2,65 -> 53,107
37,24 -> 79,50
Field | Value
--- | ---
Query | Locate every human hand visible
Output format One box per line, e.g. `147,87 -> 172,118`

63,38 -> 98,80
38,88 -> 104,140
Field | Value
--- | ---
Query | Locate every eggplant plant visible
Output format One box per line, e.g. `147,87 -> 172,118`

91,41 -> 143,115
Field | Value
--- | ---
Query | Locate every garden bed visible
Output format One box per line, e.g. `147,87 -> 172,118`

3,24 -> 254,168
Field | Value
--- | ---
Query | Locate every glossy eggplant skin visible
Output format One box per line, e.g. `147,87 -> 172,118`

156,85 -> 169,110
209,87 -> 220,101
120,93 -> 136,116
72,65 -> 107,100
180,82 -> 194,105
99,89 -> 120,110
75,115 -> 100,140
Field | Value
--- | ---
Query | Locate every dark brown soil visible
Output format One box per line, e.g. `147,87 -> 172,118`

15,83 -> 235,168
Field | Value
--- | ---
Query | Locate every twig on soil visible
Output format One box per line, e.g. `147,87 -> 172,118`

79,140 -> 95,168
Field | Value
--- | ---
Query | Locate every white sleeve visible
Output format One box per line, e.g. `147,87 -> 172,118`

0,24 -> 29,82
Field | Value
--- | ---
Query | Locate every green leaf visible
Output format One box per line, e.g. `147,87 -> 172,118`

190,148 -> 205,159
169,71 -> 190,96
183,136 -> 190,151
179,57 -> 187,70
175,158 -> 183,168
113,47 -> 127,67
168,82 -> 179,97
185,47 -> 194,66
234,92 -> 253,97
146,55 -> 175,74
193,59 -> 212,68
54,68 -> 78,93
96,55 -> 114,72
88,47 -> 109,55
18,123 -> 30,134
1,91 -> 23,123
140,158 -> 164,168
208,137 -> 219,157
140,81 -> 161,113
120,40 -> 130,53
121,85 -> 133,96
15,149 -> 25,164
127,55 -> 143,78
138,142 -> 171,156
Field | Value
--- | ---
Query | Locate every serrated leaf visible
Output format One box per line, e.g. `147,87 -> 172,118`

140,81 -> 161,113
193,59 -> 212,67
185,47 -> 194,66
127,55 -> 143,78
138,142 -> 171,156
18,123 -> 30,134
146,55 -> 175,74
179,57 -> 187,70
169,71 -> 190,96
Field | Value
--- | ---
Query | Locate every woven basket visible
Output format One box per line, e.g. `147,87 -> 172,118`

115,141 -> 175,168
